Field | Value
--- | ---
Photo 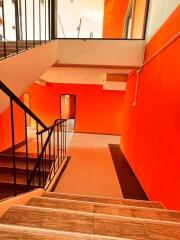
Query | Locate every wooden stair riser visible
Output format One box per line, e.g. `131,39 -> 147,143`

42,192 -> 164,209
27,196 -> 180,223
0,225 -> 129,240
0,167 -> 50,175
1,206 -> 180,240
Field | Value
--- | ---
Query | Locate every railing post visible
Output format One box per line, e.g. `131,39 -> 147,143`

25,112 -> 29,187
51,0 -> 57,39
10,99 -> 17,196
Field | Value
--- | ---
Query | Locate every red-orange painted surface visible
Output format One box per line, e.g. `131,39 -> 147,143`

121,8 -> 180,210
0,96 -> 25,152
28,83 -> 125,135
103,0 -> 130,38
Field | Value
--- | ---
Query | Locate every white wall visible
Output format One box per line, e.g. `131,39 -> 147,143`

0,41 -> 59,113
57,39 -> 145,67
0,0 -> 49,41
146,0 -> 179,42
57,0 -> 104,38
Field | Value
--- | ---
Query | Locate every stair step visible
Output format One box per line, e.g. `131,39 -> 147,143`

27,196 -> 180,223
0,224 -> 129,240
0,154 -> 38,162
0,166 -> 50,175
1,205 -> 180,240
0,183 -> 34,200
42,192 -> 164,209
0,173 -> 28,185
0,153 -> 55,161
0,153 -> 54,169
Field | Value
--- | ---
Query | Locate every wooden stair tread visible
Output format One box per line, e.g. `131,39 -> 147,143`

0,152 -> 55,160
42,192 -> 164,209
1,205 -> 180,240
27,196 -> 180,223
0,154 -> 37,162
0,173 -> 27,185
0,224 -> 129,240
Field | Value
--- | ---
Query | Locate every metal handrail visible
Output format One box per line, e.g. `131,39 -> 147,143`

28,118 -> 67,188
0,80 -> 47,129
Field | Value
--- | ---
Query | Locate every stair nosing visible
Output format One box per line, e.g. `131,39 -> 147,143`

43,192 -> 164,207
0,223 -> 130,240
8,204 -> 180,225
28,196 -> 180,215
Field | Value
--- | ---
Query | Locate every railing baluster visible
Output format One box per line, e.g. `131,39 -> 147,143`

60,123 -> 63,163
26,119 -> 67,190
14,0 -> 19,54
63,122 -> 65,161
25,0 -> 28,49
10,99 -> 17,196
18,0 -> 23,40
40,133 -> 43,186
49,131 -> 51,181
39,0 -> 41,44
65,121 -> 66,158
42,152 -> 44,187
1,0 -> 6,58
33,0 -> 35,47
48,0 -> 51,41
53,128 -> 55,158
24,112 -> 29,187
45,145 -> 47,183
36,122 -> 41,187
45,0 -> 47,43
57,124 -> 59,167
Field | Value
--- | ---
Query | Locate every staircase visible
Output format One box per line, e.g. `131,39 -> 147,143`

0,153 -> 55,200
0,192 -> 180,239
0,81 -> 67,200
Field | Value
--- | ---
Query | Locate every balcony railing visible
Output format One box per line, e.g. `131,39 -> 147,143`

0,0 -> 54,60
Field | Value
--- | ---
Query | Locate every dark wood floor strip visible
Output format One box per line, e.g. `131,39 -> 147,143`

108,144 -> 148,200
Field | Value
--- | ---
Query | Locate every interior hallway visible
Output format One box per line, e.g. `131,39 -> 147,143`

55,133 -> 123,198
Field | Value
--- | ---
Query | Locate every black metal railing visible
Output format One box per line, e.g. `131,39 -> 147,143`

0,81 -> 67,198
0,0 -> 54,60
28,119 -> 67,190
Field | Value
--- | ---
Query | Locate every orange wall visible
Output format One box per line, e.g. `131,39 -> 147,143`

28,83 -> 125,135
121,7 -> 180,210
0,96 -> 26,152
103,0 -> 130,38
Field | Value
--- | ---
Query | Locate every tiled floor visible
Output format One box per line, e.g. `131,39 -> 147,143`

55,133 -> 123,198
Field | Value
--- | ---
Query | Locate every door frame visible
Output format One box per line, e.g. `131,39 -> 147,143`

60,94 -> 76,129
